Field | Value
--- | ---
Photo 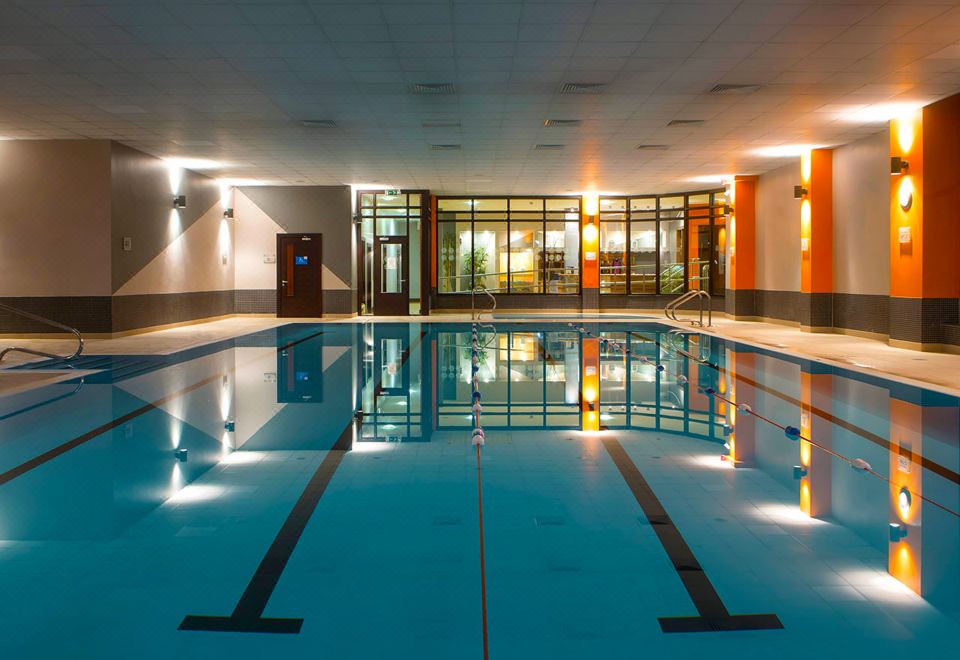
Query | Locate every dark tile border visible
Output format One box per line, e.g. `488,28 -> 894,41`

112,291 -> 234,332
0,296 -> 112,334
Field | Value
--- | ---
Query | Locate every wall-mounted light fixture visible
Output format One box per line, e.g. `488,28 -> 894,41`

723,204 -> 734,215
173,194 -> 187,209
223,207 -> 234,219
792,465 -> 808,480
583,221 -> 598,243
898,178 -> 914,211
224,420 -> 236,433
174,448 -> 189,462
888,522 -> 908,543
897,487 -> 912,519
890,156 -> 909,175
793,185 -> 808,199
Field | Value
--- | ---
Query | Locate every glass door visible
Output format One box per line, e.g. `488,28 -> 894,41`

374,236 -> 409,315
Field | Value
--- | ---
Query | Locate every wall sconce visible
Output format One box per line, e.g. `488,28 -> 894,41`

898,178 -> 914,211
793,185 -> 808,199
583,221 -> 598,243
792,465 -> 808,480
223,207 -> 234,219
888,522 -> 908,543
173,194 -> 187,209
890,156 -> 909,175
174,448 -> 189,462
224,420 -> 236,432
723,204 -> 734,215
897,487 -> 912,519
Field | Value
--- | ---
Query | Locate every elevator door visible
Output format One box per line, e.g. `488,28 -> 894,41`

373,236 -> 409,316
277,234 -> 323,317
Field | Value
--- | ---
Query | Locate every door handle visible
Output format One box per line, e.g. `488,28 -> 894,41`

281,280 -> 288,286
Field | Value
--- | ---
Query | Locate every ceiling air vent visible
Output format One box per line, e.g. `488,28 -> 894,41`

709,83 -> 762,95
635,144 -> 669,151
411,82 -> 456,95
560,82 -> 605,94
300,119 -> 337,128
667,119 -> 705,127
535,144 -> 565,150
422,120 -> 461,129
543,119 -> 582,128
430,144 -> 461,151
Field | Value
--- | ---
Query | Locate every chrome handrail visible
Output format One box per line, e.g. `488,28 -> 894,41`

0,303 -> 84,365
664,290 -> 712,327
471,286 -> 497,323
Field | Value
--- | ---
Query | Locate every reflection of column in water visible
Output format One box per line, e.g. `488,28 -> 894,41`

564,339 -> 579,404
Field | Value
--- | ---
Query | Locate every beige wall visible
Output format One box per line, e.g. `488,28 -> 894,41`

0,140 -> 112,296
832,131 -> 889,295
755,161 -> 801,292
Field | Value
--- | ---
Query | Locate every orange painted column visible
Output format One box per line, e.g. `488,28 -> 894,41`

889,94 -> 960,349
581,336 -> 600,431
725,349 -> 756,468
798,148 -> 833,331
726,176 -> 756,319
581,194 -> 600,313
799,369 -> 832,517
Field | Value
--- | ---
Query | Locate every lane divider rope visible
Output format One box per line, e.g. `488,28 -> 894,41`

568,323 -> 960,519
471,322 -> 490,660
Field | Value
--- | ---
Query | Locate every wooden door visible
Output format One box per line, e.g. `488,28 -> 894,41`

277,234 -> 323,317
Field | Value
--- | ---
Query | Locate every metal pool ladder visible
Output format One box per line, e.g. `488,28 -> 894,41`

0,302 -> 84,364
664,290 -> 712,327
471,286 -> 497,323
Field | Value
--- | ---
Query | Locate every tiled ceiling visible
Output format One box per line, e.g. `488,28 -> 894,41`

1,0 -> 959,194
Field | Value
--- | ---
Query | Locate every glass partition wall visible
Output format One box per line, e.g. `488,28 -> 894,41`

599,190 -> 727,297
437,197 -> 581,294
358,191 -> 426,315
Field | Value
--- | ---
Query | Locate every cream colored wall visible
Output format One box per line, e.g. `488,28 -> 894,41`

0,140 -> 112,296
832,131 -> 889,295
234,189 -> 284,291
755,161 -> 801,292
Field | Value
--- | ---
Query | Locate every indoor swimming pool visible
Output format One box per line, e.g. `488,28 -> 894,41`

0,321 -> 957,659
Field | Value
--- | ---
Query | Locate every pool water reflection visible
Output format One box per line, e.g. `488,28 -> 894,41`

0,321 -> 957,658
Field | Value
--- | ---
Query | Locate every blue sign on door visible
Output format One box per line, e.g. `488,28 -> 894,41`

295,255 -> 308,265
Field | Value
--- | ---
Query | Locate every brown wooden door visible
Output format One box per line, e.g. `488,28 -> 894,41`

277,234 -> 322,317
373,236 -> 409,315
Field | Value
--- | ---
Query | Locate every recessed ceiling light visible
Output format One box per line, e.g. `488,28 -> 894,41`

635,144 -> 669,151
838,102 -> 925,123
411,83 -> 456,95
689,174 -> 734,184
752,144 -> 820,158
544,119 -> 582,127
164,157 -> 224,170
300,119 -> 337,128
667,119 -> 705,127
709,83 -> 762,95
430,144 -> 461,151
535,144 -> 565,150
559,82 -> 606,94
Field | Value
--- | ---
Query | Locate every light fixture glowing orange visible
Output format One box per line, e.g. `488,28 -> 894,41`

583,193 -> 599,217
583,222 -> 598,243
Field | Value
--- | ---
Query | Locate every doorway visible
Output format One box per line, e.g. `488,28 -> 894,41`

373,236 -> 409,315
277,233 -> 322,317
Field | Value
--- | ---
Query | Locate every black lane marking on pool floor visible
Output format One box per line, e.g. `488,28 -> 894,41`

180,329 -> 427,634
600,437 -> 783,634
179,422 -> 353,634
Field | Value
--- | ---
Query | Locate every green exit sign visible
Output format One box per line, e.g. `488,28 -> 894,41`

385,188 -> 401,196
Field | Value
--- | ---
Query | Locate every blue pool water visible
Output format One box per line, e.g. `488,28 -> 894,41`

0,321 -> 957,658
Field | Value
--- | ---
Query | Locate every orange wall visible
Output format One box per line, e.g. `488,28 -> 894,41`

729,177 -> 756,291
889,111 -> 924,298
919,94 -> 960,298
801,149 -> 833,294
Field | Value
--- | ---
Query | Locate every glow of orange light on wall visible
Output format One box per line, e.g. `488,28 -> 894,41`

583,193 -> 599,217
800,149 -> 812,183
581,337 -> 600,432
799,480 -> 811,515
